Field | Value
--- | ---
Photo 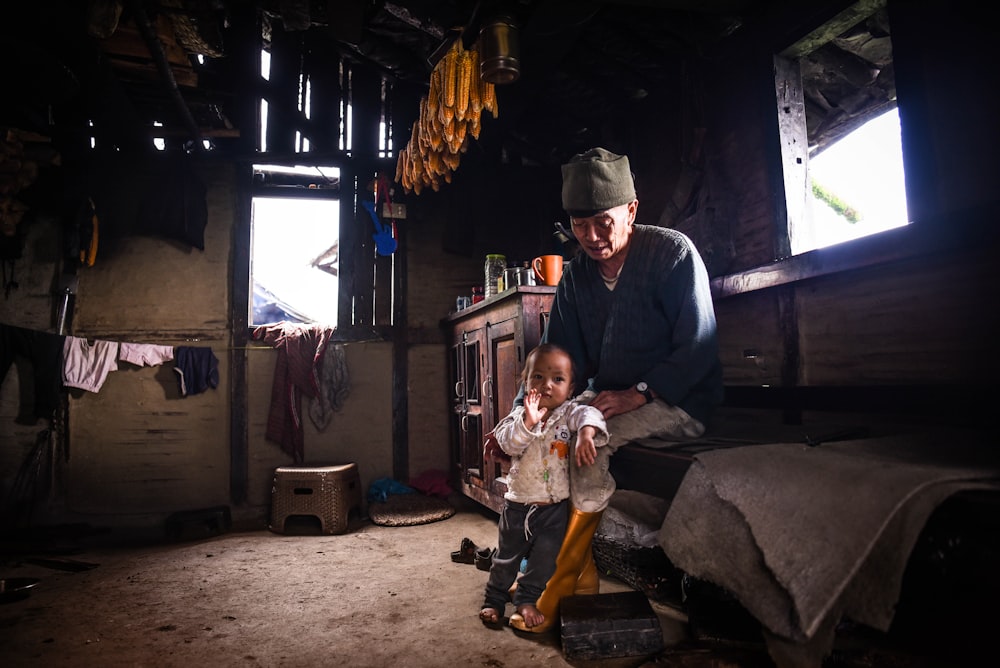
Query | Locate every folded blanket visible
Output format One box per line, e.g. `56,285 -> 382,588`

658,432 -> 1000,665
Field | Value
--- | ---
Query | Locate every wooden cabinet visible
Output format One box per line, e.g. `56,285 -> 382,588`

444,286 -> 556,512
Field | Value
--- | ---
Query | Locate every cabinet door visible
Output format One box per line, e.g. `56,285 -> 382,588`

453,329 -> 485,488
486,318 -> 520,430
449,334 -> 481,409
458,411 -> 484,485
483,318 -> 519,500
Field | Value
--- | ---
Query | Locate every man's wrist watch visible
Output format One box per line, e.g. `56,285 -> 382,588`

635,382 -> 654,404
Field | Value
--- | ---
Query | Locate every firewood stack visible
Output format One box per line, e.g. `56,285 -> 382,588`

395,39 -> 498,194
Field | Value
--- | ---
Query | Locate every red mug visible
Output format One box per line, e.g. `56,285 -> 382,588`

532,255 -> 563,286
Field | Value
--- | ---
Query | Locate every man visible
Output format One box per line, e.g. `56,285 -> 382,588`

510,146 -> 723,632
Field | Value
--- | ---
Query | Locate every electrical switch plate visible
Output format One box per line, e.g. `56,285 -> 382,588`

382,203 -> 407,219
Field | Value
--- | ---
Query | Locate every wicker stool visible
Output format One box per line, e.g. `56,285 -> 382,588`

269,464 -> 361,535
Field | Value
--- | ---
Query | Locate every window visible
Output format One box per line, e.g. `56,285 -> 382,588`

804,107 -> 907,252
247,22 -> 401,332
250,164 -> 340,327
775,1 -> 907,256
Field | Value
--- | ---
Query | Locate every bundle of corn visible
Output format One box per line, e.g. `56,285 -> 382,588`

395,39 -> 498,194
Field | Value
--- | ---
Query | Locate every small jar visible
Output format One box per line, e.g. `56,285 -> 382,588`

520,261 -> 536,286
504,265 -> 520,290
471,286 -> 485,304
484,253 -> 506,298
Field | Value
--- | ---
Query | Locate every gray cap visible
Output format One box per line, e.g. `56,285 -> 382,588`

561,147 -> 636,214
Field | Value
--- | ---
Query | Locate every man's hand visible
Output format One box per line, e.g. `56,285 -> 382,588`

575,425 -> 598,467
483,431 -> 510,464
588,388 -> 646,420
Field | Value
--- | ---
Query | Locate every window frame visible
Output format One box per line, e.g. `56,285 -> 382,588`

718,0 -> 935,301
773,0 -> 905,260
248,168 -> 342,328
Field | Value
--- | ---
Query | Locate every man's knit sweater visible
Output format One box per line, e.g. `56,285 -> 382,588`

545,225 -> 723,425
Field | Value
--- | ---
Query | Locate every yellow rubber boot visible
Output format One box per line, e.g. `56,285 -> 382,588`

510,508 -> 602,633
575,541 -> 600,596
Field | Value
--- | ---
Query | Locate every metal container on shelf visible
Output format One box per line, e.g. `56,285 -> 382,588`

520,262 -> 536,286
503,266 -> 519,291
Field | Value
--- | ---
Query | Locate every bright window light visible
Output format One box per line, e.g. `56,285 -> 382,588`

797,108 -> 908,254
153,121 -> 165,151
250,194 -> 339,326
260,99 -> 269,152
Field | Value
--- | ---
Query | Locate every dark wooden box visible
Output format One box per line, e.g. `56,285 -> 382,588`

559,591 -> 664,660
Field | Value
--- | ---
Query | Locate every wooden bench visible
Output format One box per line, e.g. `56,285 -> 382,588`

610,383 -> 990,501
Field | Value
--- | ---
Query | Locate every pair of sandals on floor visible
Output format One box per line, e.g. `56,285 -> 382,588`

450,536 -> 495,571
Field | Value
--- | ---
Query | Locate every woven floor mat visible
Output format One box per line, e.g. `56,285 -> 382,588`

369,493 -> 456,526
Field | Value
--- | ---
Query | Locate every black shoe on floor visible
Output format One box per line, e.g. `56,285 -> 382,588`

475,547 -> 497,571
450,537 -> 479,564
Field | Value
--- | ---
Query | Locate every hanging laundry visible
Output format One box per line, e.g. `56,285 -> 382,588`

173,346 -> 219,397
62,336 -> 119,393
119,342 -> 174,367
252,321 -> 340,464
308,341 -> 350,431
0,323 -> 65,421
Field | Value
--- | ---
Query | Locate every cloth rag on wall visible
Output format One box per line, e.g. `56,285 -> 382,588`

308,338 -> 349,430
173,346 -> 219,397
0,323 -> 65,421
658,433 -> 1000,667
62,336 -> 119,392
253,322 -> 348,464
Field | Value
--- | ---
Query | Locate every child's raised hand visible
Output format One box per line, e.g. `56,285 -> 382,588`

523,388 -> 547,429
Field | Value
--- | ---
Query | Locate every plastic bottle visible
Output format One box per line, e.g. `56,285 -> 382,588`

484,254 -> 506,298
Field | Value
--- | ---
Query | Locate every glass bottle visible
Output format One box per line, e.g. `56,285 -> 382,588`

484,253 -> 506,298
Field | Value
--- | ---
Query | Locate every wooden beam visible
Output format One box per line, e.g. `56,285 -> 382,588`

780,0 -> 887,59
710,204 -> 998,300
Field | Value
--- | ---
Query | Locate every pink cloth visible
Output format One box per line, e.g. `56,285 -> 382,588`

408,469 -> 453,498
62,336 -> 119,392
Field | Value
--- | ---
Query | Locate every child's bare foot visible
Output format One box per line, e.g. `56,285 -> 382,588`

479,607 -> 502,627
515,603 -> 545,628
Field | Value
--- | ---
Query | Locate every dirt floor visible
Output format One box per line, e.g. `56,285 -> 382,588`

1,496 -> 730,668
3,492 -> 981,668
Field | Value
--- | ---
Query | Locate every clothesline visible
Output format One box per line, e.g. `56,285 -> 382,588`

1,322 -> 221,425
3,322 -> 351,464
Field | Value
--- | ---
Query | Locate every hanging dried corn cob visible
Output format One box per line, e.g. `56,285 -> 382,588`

399,149 -> 412,191
444,41 -> 459,109
456,49 -> 472,121
482,81 -> 498,118
396,36 -> 500,194
441,150 -> 460,171
395,147 -> 406,182
428,67 -> 441,118
469,49 -> 482,115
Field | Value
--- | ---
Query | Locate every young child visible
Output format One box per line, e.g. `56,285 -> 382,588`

479,343 -> 609,629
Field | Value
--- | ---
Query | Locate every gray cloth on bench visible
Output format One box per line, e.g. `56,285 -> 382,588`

658,432 -> 1000,665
